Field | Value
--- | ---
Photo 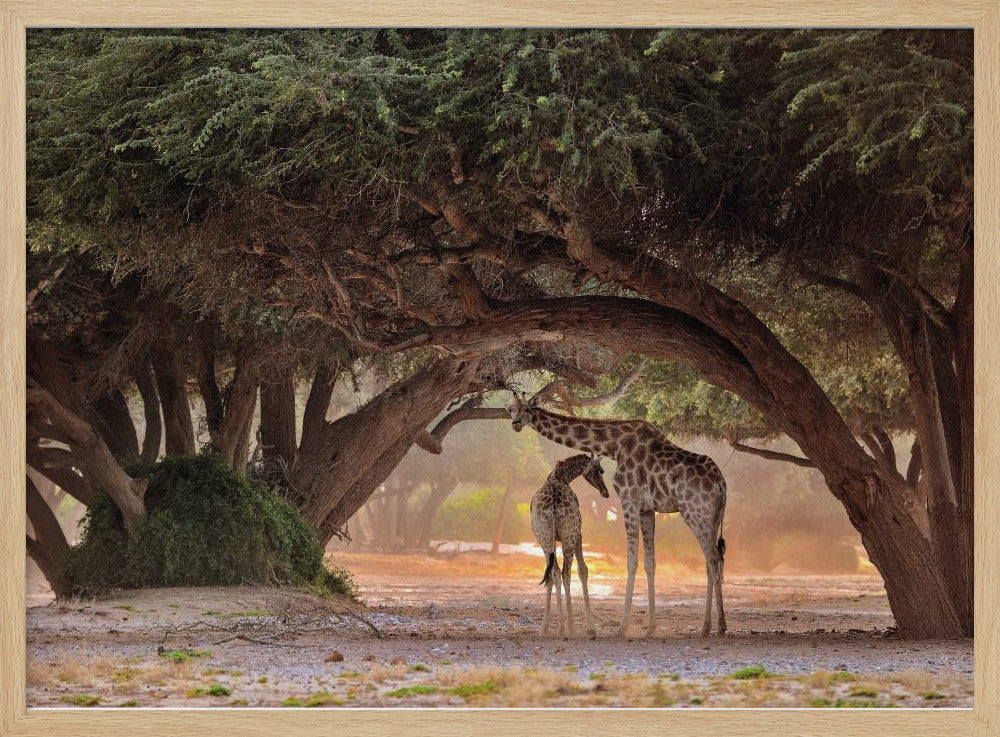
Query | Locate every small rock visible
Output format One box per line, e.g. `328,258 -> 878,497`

325,651 -> 345,663
389,656 -> 406,666
517,614 -> 532,625
362,654 -> 377,662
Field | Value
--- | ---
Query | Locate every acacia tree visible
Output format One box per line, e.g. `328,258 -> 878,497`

25,29 -> 972,637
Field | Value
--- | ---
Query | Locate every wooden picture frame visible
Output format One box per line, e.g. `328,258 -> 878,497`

1,2 -> 996,735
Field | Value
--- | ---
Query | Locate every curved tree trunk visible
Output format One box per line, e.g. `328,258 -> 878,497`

27,383 -> 147,532
553,213 -> 967,638
425,284 -> 964,637
294,357 -> 481,544
135,361 -> 162,464
152,343 -> 196,456
25,472 -> 71,597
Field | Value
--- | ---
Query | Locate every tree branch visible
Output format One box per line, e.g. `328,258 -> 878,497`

414,396 -> 510,454
732,442 -> 815,468
26,380 -> 147,530
537,359 -> 647,412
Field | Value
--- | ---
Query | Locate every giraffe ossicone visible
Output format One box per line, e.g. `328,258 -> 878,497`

508,392 -> 728,638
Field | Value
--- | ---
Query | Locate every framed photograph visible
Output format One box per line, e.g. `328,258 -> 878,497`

2,2 -> 997,736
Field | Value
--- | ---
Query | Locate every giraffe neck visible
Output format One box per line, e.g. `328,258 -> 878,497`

551,453 -> 592,483
527,407 -> 621,456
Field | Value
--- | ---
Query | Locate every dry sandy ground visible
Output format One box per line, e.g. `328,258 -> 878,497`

26,552 -> 973,709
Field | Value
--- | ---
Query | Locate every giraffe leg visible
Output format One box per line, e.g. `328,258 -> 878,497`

617,505 -> 640,639
640,510 -> 657,638
576,548 -> 596,639
714,498 -> 727,636
540,548 -> 555,636
715,553 -> 726,636
561,548 -> 574,637
691,530 -> 722,637
701,554 -> 715,637
553,555 -> 564,637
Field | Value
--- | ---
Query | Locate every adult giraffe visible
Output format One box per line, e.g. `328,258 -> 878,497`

507,391 -> 727,637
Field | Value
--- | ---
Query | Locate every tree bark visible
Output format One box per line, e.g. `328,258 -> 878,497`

873,280 -> 972,634
135,361 -> 162,464
26,444 -> 98,507
88,390 -> 140,464
294,357 -> 481,544
25,473 -> 71,597
260,377 -> 297,469
26,383 -> 148,532
301,363 -> 338,448
216,363 -> 259,471
152,343 -> 196,455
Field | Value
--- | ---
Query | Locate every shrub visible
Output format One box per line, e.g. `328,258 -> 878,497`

61,454 -> 356,597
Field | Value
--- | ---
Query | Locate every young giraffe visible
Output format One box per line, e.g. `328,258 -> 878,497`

508,392 -> 727,637
531,453 -> 609,639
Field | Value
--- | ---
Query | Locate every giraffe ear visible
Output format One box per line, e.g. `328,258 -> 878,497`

528,394 -> 541,408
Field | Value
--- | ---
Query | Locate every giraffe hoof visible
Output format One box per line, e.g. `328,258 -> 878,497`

586,628 -> 597,640
700,627 -> 711,638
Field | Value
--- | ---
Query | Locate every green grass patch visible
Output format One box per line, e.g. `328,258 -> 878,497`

922,691 -> 947,700
730,664 -> 778,679
229,699 -> 249,707
306,691 -> 344,707
186,683 -> 232,697
158,649 -> 210,663
450,681 -> 499,698
408,663 -> 430,672
60,694 -> 101,707
114,605 -> 137,612
281,697 -> 303,707
118,699 -> 139,707
810,697 -> 890,708
111,667 -> 140,683
386,685 -> 440,698
848,686 -> 879,698
689,696 -> 704,705
338,671 -> 363,678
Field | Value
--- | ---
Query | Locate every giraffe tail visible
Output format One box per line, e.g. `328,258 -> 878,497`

716,482 -> 727,563
540,552 -> 557,585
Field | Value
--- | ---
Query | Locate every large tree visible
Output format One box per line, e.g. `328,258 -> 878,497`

25,29 -> 972,637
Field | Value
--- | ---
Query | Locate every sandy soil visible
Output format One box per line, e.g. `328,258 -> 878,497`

26,552 -> 973,709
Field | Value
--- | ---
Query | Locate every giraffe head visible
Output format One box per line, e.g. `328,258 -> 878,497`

506,390 -> 539,433
582,455 -> 610,498
553,454 -> 610,497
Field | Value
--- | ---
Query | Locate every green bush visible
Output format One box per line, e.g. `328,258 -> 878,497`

60,454 -> 356,598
